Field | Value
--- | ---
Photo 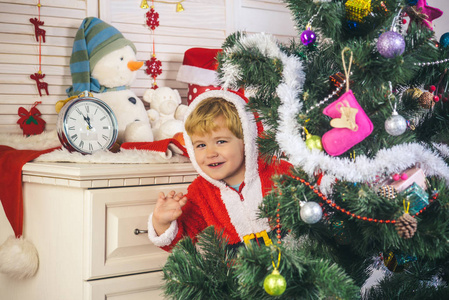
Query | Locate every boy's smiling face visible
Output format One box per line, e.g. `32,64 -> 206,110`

191,116 -> 245,186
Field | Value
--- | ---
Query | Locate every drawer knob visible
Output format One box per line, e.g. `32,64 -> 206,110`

134,228 -> 148,235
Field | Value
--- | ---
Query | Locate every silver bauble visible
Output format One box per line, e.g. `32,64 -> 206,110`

385,110 -> 407,136
300,201 -> 323,224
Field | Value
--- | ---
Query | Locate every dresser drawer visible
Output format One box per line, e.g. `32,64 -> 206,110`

85,184 -> 189,280
85,271 -> 165,300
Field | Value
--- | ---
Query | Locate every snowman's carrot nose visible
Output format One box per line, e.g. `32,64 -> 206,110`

128,60 -> 144,71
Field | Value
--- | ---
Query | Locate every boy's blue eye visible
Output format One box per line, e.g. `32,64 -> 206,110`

217,140 -> 227,144
196,143 -> 206,148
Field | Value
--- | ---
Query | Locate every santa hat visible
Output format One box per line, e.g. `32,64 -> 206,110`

66,17 -> 136,96
176,48 -> 224,104
0,145 -> 58,279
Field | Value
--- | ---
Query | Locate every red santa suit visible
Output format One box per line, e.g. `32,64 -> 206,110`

148,89 -> 291,251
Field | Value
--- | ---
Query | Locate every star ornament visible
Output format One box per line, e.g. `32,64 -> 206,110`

407,0 -> 443,31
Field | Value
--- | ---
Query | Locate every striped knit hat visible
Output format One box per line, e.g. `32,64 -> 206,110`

66,17 -> 136,96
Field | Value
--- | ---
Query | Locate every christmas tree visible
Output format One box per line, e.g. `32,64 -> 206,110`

162,0 -> 449,299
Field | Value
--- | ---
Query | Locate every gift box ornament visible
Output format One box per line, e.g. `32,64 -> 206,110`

400,182 -> 429,215
390,167 -> 427,192
384,251 -> 417,273
329,72 -> 354,97
396,253 -> 417,265
331,220 -> 351,245
345,0 -> 372,23
377,185 -> 397,199
383,251 -> 404,273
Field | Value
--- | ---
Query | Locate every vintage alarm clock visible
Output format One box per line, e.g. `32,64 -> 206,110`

57,95 -> 118,154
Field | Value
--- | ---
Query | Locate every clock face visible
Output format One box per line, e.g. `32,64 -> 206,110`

57,97 -> 118,154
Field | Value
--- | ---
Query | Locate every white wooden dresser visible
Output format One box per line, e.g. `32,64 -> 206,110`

0,161 -> 197,300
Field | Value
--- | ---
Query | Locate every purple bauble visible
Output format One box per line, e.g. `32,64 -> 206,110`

377,31 -> 405,59
301,30 -> 317,46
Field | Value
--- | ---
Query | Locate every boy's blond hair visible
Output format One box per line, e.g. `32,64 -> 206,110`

185,97 -> 243,139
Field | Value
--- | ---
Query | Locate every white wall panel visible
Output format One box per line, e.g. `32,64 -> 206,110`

5,0 -> 444,135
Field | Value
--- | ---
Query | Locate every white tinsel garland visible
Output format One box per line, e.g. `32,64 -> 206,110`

220,33 -> 284,90
219,33 -> 449,195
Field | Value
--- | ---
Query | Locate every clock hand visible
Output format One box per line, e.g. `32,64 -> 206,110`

83,115 -> 93,130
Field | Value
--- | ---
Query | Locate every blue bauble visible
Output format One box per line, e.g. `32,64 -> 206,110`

301,30 -> 317,46
440,32 -> 449,48
377,31 -> 405,59
347,21 -> 359,31
406,0 -> 418,5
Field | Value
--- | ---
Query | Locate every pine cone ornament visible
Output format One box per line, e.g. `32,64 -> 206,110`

395,213 -> 417,239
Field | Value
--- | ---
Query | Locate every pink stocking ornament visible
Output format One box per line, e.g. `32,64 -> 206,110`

321,48 -> 373,156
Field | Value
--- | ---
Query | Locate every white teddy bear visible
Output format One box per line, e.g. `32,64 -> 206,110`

143,86 -> 188,141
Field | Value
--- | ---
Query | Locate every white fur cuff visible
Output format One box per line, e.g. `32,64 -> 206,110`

147,213 -> 178,247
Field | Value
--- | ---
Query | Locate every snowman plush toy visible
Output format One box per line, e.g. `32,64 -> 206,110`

65,17 -> 153,144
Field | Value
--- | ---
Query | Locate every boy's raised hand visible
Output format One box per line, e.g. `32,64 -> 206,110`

152,191 -> 187,236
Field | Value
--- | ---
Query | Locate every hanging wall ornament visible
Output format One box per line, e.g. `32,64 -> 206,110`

140,0 -> 149,9
143,1 -> 184,89
144,0 -> 162,89
29,0 -> 49,96
17,101 -> 46,136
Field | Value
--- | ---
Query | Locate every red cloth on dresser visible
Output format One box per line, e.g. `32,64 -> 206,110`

0,145 -> 58,237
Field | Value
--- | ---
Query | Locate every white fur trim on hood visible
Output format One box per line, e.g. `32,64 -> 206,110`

182,89 -> 270,240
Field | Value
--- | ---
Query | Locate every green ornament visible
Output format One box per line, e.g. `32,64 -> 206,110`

263,269 -> 287,296
26,116 -> 38,125
305,133 -> 323,151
